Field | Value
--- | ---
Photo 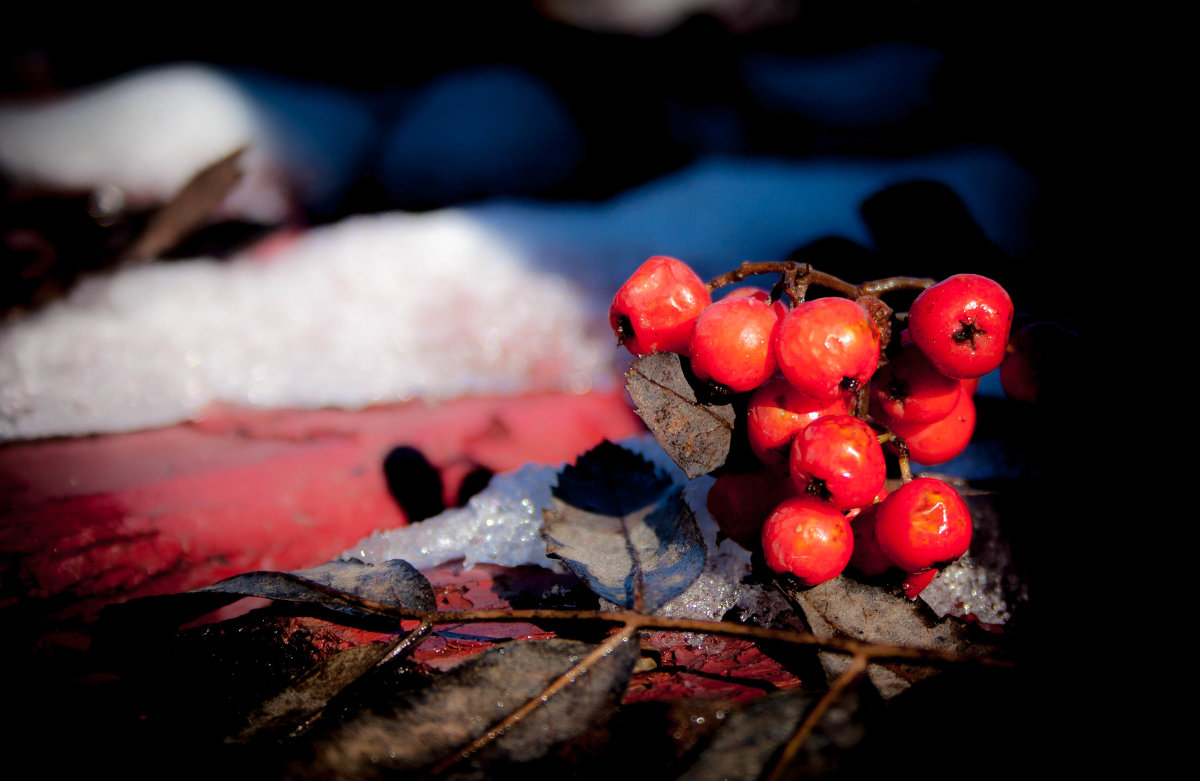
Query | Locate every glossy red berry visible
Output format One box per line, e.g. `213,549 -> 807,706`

610,256 -> 711,356
746,377 -> 848,467
720,286 -> 790,321
848,499 -> 896,577
761,496 -> 853,586
908,274 -> 1013,379
789,414 -> 886,511
902,568 -> 939,599
869,342 -> 961,425
689,296 -> 781,392
873,477 -> 972,573
887,387 -> 975,465
774,297 -> 880,401
706,466 -> 796,550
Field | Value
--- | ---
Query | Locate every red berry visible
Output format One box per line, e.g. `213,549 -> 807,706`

761,496 -> 853,586
789,415 -> 886,511
689,296 -> 781,392
610,256 -> 711,356
1000,321 -> 1080,403
869,342 -> 961,425
887,387 -> 975,465
746,377 -> 848,466
774,297 -> 880,401
848,500 -> 896,577
874,477 -> 972,573
908,274 -> 1013,379
901,568 -> 939,599
721,284 -> 789,314
706,466 -> 796,550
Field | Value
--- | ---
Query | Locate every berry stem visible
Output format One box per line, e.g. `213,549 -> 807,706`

860,276 -> 937,297
706,262 -> 934,304
878,430 -> 914,483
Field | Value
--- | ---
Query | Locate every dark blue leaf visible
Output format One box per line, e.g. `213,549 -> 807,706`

541,441 -> 705,613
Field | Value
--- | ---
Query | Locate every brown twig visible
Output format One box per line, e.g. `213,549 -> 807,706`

765,654 -> 869,781
705,262 -> 934,305
430,623 -> 639,775
284,619 -> 433,740
336,606 -> 1009,668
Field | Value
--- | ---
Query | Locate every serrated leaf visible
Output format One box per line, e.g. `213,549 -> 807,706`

103,559 -> 434,630
776,574 -> 1002,699
625,352 -> 735,478
300,638 -> 639,778
541,441 -> 705,612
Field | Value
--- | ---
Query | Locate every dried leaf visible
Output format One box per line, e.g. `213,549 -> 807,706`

300,637 -> 639,779
542,441 -> 705,612
104,559 -> 434,629
119,146 -> 246,264
777,574 -> 1001,699
677,687 -> 870,781
202,558 -> 436,611
625,352 -> 735,478
232,642 -> 399,743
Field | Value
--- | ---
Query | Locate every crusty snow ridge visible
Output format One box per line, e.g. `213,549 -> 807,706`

0,210 -> 614,440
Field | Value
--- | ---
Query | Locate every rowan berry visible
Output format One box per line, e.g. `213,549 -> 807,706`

887,387 -> 975,465
610,255 -> 711,355
901,568 -> 939,600
774,297 -> 880,401
720,285 -> 790,321
706,466 -> 796,550
789,415 -> 886,511
873,477 -> 972,573
869,342 -> 961,425
746,377 -> 848,467
848,499 -> 895,577
761,496 -> 853,586
908,274 -> 1013,379
688,296 -> 781,392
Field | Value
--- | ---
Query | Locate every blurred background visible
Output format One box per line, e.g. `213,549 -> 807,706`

0,2 -> 1087,745
1,1 -> 1073,306
0,1 -> 1085,440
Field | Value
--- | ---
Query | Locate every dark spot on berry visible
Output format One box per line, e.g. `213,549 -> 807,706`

886,378 -> 909,402
805,478 -> 831,502
614,314 -> 634,346
952,319 -> 986,348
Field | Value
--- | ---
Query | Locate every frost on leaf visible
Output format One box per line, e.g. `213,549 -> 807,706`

542,441 -> 705,613
625,352 -> 735,478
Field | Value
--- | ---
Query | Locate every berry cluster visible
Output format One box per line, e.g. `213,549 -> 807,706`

610,256 -> 1013,595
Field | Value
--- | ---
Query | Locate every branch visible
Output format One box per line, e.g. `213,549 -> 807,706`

765,654 -> 869,781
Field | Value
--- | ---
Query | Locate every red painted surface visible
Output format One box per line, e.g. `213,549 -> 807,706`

0,391 -> 643,626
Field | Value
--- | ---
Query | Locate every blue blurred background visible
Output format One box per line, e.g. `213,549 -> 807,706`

1,1 -> 1078,326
